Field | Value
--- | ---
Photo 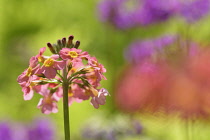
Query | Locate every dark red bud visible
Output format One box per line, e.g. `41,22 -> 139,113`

62,37 -> 66,46
74,41 -> 80,49
67,35 -> 74,48
47,43 -> 56,54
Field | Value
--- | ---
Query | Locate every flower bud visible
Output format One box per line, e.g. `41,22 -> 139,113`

67,35 -> 74,48
62,37 -> 67,47
47,43 -> 57,54
74,41 -> 80,49
57,39 -> 62,48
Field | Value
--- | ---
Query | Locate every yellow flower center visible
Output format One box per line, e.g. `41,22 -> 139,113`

38,56 -> 45,63
26,67 -> 32,77
68,51 -> 78,58
70,67 -> 77,73
44,96 -> 52,104
43,58 -> 54,67
68,92 -> 74,97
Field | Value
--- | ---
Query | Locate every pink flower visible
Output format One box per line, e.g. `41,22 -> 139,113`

70,83 -> 90,100
84,67 -> 102,88
37,88 -> 58,114
90,88 -> 109,109
47,83 -> 63,101
17,56 -> 40,86
88,57 -> 107,80
36,47 -> 46,63
59,48 -> 89,61
38,55 -> 66,79
21,75 -> 42,100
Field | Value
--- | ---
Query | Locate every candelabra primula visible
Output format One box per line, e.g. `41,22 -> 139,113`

17,35 -> 109,114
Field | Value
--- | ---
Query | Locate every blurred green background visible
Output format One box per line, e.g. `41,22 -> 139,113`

1,0 -> 210,139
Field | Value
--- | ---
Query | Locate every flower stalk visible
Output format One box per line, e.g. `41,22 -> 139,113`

63,66 -> 70,140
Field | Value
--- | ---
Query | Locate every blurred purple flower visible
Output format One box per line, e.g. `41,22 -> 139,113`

134,0 -> 179,25
0,119 -> 55,140
0,122 -> 12,140
179,0 -> 210,23
98,0 -> 210,29
98,0 -> 180,29
27,119 -> 54,140
125,35 -> 177,63
98,0 -> 136,29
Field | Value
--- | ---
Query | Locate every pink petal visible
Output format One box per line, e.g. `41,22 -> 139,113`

42,104 -> 52,114
29,56 -> 38,68
33,85 -> 42,93
54,60 -> 66,70
22,87 -> 34,100
59,48 -> 71,60
99,88 -> 109,96
68,98 -> 74,106
52,102 -> 58,113
32,64 -> 41,75
44,67 -> 57,79
90,98 -> 99,109
51,54 -> 59,60
38,86 -> 50,96
37,98 -> 44,108
17,71 -> 29,84
95,95 -> 106,105
39,47 -> 46,55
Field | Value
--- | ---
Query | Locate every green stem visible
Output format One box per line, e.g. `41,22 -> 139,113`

63,67 -> 70,140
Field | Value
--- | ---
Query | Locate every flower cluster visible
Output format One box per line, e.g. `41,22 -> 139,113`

0,119 -> 54,140
98,0 -> 210,29
17,35 -> 109,114
116,36 -> 210,118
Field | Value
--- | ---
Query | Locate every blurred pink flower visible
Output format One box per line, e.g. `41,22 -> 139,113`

116,44 -> 210,118
115,61 -> 170,112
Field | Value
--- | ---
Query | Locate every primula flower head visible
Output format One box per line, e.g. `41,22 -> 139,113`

17,35 -> 109,114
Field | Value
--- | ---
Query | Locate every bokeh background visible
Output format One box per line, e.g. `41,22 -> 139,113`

1,0 -> 210,139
